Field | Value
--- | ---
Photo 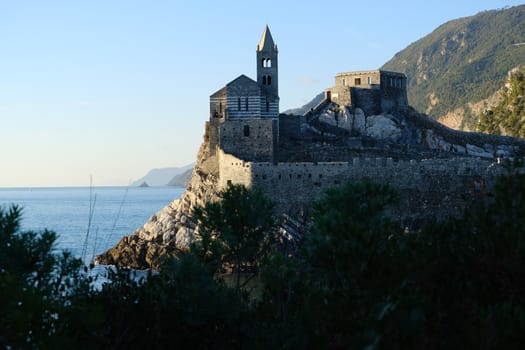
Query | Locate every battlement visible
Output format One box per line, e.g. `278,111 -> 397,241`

217,147 -> 504,223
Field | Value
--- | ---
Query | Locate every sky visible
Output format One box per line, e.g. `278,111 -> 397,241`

0,0 -> 523,187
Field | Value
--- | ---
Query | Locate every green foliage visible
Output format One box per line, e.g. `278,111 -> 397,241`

88,254 -> 244,349
478,68 -> 525,136
257,182 -> 404,348
257,175 -> 525,349
192,183 -> 276,289
382,5 -> 525,124
0,205 -> 91,348
299,182 -> 401,348
5,173 -> 525,348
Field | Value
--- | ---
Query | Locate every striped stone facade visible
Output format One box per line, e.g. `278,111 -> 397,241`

209,75 -> 278,120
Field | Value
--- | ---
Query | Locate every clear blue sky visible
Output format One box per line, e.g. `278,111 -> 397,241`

0,0 -> 522,187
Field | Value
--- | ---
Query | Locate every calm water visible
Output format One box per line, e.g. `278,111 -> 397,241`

0,186 -> 184,262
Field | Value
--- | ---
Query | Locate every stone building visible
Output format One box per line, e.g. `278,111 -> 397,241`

204,26 -> 525,221
208,25 -> 279,162
325,70 -> 408,115
97,24 -> 525,269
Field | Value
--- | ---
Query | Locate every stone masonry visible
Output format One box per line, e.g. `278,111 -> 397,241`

95,26 -> 525,269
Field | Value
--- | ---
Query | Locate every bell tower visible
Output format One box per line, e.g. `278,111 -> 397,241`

257,25 -> 279,105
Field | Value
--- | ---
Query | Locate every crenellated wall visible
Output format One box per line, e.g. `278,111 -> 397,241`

217,148 -> 504,225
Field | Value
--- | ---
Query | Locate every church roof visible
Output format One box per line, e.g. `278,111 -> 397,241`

226,74 -> 257,87
210,74 -> 258,97
257,25 -> 276,52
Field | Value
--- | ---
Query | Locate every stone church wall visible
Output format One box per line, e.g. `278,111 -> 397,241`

219,118 -> 278,162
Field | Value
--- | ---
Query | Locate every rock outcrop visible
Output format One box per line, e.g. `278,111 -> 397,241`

95,141 -> 221,269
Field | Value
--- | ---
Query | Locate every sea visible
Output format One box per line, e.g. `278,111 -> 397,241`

0,186 -> 185,263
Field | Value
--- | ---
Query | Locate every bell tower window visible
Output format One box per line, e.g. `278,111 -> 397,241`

262,58 -> 272,68
262,75 -> 272,85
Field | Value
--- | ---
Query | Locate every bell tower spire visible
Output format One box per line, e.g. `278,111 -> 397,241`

257,25 -> 279,105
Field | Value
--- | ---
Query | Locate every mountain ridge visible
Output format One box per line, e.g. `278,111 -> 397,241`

381,5 -> 525,130
131,164 -> 194,187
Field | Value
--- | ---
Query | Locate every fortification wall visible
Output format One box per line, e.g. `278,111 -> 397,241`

217,149 -> 253,189
351,88 -> 381,115
217,149 -> 504,225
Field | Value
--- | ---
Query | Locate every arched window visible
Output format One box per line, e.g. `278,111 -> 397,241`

266,58 -> 271,67
267,75 -> 272,85
262,76 -> 267,85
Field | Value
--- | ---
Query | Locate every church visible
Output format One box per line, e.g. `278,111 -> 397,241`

208,25 -> 280,162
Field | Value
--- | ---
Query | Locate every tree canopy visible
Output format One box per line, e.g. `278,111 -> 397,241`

478,68 -> 525,136
3,173 -> 525,348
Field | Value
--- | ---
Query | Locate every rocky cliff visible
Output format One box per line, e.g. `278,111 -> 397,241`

95,140 -> 220,269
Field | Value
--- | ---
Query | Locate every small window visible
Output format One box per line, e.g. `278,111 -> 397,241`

243,125 -> 250,137
368,76 -> 373,85
262,76 -> 267,85
267,75 -> 272,85
266,98 -> 269,112
355,78 -> 361,85
342,78 -> 346,86
219,102 -> 222,113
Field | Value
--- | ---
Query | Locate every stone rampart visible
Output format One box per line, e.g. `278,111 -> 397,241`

217,149 -> 504,225
217,149 -> 253,189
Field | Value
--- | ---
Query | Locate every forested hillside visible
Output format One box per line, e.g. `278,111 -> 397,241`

382,5 -> 525,130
